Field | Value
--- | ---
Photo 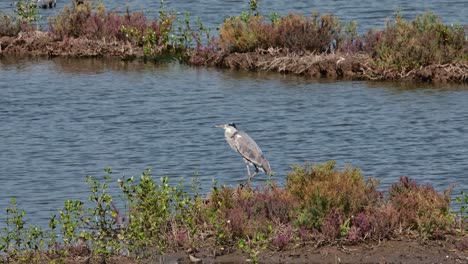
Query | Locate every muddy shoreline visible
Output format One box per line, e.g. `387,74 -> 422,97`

1,31 -> 466,84
195,239 -> 467,264
65,238 -> 468,263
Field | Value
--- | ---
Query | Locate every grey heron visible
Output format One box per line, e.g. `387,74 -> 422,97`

215,123 -> 272,186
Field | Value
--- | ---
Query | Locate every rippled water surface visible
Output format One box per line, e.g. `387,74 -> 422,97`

1,57 -> 467,226
0,0 -> 468,226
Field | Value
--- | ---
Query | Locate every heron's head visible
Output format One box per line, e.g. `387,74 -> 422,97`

215,123 -> 238,132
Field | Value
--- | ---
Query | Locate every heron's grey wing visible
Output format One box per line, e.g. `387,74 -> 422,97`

233,131 -> 271,174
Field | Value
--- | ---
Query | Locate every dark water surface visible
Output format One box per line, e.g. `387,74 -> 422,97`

0,57 -> 467,226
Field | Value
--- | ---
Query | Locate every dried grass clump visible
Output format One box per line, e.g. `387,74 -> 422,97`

0,14 -> 21,37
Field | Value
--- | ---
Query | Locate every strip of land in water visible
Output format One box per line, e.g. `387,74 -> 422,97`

0,0 -> 467,83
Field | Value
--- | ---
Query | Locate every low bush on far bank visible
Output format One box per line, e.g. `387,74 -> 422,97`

0,0 -> 39,36
0,14 -> 21,37
0,0 -> 466,82
219,12 -> 341,54
0,161 -> 465,263
219,10 -> 466,69
354,12 -> 467,71
48,0 -> 182,60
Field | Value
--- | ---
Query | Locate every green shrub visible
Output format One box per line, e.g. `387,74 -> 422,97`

0,164 -> 462,261
367,12 -> 466,70
219,15 -> 272,53
286,161 -> 381,229
0,198 -> 51,262
118,170 -> 203,254
219,12 -> 341,53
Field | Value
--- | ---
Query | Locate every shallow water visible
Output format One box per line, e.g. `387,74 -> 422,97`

1,57 -> 467,227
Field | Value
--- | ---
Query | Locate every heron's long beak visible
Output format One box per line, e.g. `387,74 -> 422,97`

215,124 -> 224,128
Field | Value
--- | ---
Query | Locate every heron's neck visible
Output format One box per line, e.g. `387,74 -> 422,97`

225,127 -> 238,138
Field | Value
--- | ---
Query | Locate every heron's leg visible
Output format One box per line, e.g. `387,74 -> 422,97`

244,159 -> 252,188
251,166 -> 259,179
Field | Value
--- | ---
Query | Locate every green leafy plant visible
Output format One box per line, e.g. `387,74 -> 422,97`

237,231 -> 268,263
339,218 -> 351,237
14,0 -> 40,23
455,191 -> 468,231
158,0 -> 175,46
59,200 -> 84,248
119,171 -> 172,252
1,198 -> 26,261
82,168 -> 122,259
248,0 -> 259,15
269,12 -> 281,24
118,169 -> 199,254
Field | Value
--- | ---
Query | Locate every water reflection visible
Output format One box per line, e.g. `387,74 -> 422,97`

365,80 -> 468,92
51,57 -> 162,74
